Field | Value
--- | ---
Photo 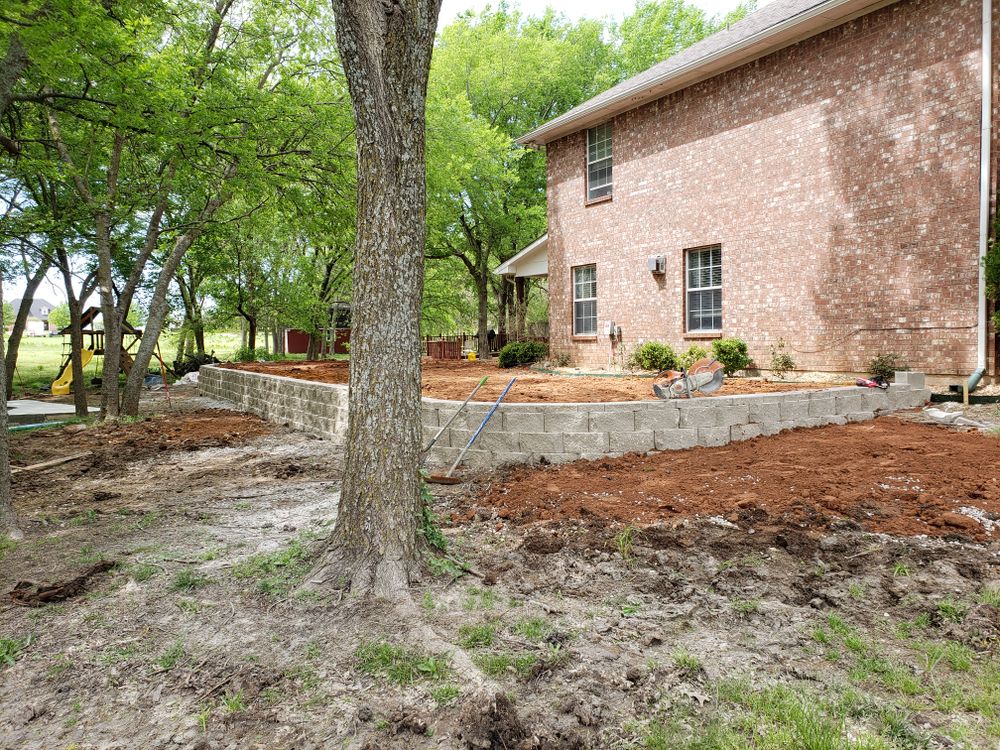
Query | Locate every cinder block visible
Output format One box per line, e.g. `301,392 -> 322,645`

846,411 -> 875,423
730,423 -> 762,442
473,431 -> 519,452
808,397 -> 836,417
748,401 -> 781,423
678,406 -> 718,429
698,426 -> 731,448
895,371 -> 925,389
635,406 -> 680,430
654,428 -> 699,451
544,411 -> 590,433
589,411 -> 636,432
834,393 -> 866,414
716,404 -> 750,427
779,399 -> 809,421
563,432 -> 610,453
519,432 -> 564,453
609,431 -> 654,453
502,411 -> 545,432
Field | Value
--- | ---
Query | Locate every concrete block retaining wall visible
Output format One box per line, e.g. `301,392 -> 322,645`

199,365 -> 930,468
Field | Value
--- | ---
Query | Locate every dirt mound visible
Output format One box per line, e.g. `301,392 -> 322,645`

465,419 -> 1000,541
225,359 -> 839,403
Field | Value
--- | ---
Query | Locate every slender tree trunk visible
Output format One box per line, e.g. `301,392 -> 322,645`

307,0 -> 441,597
515,277 -> 526,340
246,317 -> 257,351
0,279 -> 21,539
193,316 -> 206,354
175,324 -> 189,365
55,241 -> 90,418
5,257 -> 49,398
475,275 -> 489,354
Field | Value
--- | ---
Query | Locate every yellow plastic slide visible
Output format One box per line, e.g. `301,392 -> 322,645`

51,349 -> 94,396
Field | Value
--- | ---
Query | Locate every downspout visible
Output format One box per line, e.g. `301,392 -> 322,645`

970,0 -> 993,391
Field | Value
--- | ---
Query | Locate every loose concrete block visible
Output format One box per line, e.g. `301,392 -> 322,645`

654,428 -> 699,450
635,406 -> 680,430
678,406 -> 718,429
779,399 -> 809,421
610,431 -> 654,453
748,401 -> 781,424
519,432 -> 564,453
730,423 -> 762,442
698,426 -> 731,447
475,431 -> 520,452
807,397 -> 836,417
544,411 -> 590,433
563,432 -> 610,453
846,411 -> 875,423
589,410 -> 636,432
895,371 -> 925,389
503,411 -> 545,432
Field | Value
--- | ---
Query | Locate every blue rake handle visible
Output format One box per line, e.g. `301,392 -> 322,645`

445,377 -> 516,477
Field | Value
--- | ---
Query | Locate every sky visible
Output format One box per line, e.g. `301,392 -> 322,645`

8,0 -> 772,306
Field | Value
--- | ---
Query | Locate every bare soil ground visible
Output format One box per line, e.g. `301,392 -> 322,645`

1,395 -> 998,749
225,359 -> 841,403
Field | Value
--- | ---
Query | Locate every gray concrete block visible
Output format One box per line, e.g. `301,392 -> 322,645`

654,429 -> 699,451
716,403 -> 750,427
519,432 -> 564,453
698,426 -> 731,447
730,423 -> 762,442
678,406 -> 718,429
807,397 -> 836,417
543,452 -> 582,465
834,393 -> 866,415
846,411 -> 875,423
748,401 -> 781,424
503,411 -> 545,432
635,406 -> 680,430
475,431 -> 521,452
609,431 -> 654,454
779,399 -> 809,421
589,410 -> 636,432
563,432 -> 610,453
895,371 -> 925,389
544,411 -> 590,433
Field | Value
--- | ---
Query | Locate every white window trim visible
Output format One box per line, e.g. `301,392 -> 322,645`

685,246 -> 722,333
586,123 -> 613,201
572,264 -> 597,337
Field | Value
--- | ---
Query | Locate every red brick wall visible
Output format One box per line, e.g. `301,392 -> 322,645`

547,0 -> 994,376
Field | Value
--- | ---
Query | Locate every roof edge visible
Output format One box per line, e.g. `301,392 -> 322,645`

518,0 -> 898,146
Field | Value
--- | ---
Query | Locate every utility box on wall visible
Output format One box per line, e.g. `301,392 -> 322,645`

647,255 -> 666,274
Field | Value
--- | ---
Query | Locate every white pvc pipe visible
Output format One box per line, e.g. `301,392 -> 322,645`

972,0 -> 993,390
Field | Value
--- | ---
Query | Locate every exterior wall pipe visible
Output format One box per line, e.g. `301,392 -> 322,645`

970,0 -> 993,392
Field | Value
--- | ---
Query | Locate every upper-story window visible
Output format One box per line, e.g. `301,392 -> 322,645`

586,123 -> 612,201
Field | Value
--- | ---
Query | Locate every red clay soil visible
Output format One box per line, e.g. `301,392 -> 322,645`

467,419 -> 1000,541
225,359 -> 839,403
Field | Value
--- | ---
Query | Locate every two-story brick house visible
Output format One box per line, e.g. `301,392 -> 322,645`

514,0 -> 998,380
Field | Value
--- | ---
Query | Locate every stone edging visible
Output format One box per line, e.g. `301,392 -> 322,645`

198,365 -> 930,468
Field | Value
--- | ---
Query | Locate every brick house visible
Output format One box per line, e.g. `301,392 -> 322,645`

512,0 -> 999,379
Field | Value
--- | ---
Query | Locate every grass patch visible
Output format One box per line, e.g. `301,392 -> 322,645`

0,535 -> 17,562
231,538 -> 314,595
458,621 -> 498,649
156,640 -> 186,671
614,525 -> 638,564
731,598 -> 760,617
429,683 -> 460,707
0,635 -> 33,667
510,616 -> 551,640
935,598 -> 968,624
355,641 -> 450,685
979,587 -> 1000,608
472,651 -> 536,679
130,563 -> 159,582
671,649 -> 702,676
170,570 -> 211,593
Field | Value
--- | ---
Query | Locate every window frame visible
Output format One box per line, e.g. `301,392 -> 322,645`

684,245 -> 723,334
571,264 -> 598,338
585,123 -> 613,202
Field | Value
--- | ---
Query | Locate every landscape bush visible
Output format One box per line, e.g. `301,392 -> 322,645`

711,337 -> 751,375
232,346 -> 279,363
498,341 -> 548,368
678,344 -> 709,369
626,341 -> 677,372
868,352 -> 908,382
173,352 -> 219,377
769,339 -> 795,378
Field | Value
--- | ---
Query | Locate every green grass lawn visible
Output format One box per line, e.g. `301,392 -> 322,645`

7,331 -> 253,397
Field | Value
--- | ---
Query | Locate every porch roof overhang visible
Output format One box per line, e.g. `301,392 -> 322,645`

495,234 -> 548,279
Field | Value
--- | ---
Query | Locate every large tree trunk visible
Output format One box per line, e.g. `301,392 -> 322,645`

5,256 -> 50,398
514,277 -> 527,340
0,279 -> 21,539
245,316 -> 257,351
307,0 -> 440,598
96,215 -> 123,418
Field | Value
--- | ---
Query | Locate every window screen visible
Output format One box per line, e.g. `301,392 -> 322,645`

686,246 -> 722,332
586,123 -> 612,201
573,265 -> 597,336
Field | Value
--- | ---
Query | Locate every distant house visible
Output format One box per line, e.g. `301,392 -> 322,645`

10,298 -> 55,336
511,0 -> 999,378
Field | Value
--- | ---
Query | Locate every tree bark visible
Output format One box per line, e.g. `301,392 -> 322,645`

5,255 -> 50,399
0,279 -> 21,539
307,0 -> 441,598
514,276 -> 526,340
55,242 -> 93,419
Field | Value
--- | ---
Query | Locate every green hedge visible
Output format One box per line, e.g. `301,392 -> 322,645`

626,342 -> 677,372
711,337 -> 751,375
498,341 -> 548,368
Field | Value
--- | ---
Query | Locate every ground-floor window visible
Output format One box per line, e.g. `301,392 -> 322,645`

573,264 -> 597,336
686,245 -> 722,332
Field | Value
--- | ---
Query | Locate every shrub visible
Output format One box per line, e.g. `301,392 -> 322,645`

173,352 -> 219,377
626,342 -> 677,372
232,346 -> 277,363
497,341 -> 548,369
678,344 -> 709,369
770,339 -> 795,378
712,337 -> 751,375
868,352 -> 908,382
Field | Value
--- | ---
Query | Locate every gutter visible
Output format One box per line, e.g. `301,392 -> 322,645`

970,0 -> 993,392
518,0 -> 893,146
